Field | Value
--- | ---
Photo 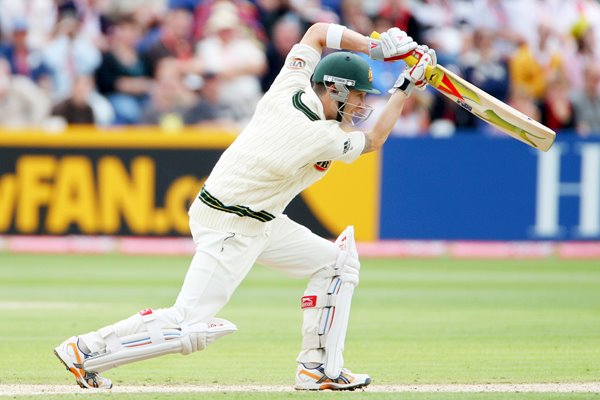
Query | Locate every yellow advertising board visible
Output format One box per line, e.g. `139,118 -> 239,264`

0,127 -> 379,240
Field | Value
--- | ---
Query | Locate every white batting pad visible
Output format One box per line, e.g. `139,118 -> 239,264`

84,315 -> 236,373
324,226 -> 359,379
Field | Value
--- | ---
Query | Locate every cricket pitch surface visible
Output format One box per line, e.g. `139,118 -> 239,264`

1,383 -> 600,396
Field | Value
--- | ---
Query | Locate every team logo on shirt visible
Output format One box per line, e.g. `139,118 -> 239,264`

314,160 -> 331,171
288,57 -> 306,70
343,139 -> 351,154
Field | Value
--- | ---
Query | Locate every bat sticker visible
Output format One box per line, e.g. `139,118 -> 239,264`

482,110 -> 548,148
456,99 -> 473,112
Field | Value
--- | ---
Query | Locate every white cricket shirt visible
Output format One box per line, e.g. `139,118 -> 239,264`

189,44 -> 366,235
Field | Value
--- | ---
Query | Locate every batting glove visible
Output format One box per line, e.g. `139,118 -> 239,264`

369,27 -> 417,62
389,45 -> 437,96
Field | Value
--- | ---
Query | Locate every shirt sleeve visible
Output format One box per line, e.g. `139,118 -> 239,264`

314,125 -> 366,164
269,44 -> 322,93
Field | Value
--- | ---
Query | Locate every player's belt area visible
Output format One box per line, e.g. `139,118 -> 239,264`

199,187 -> 276,222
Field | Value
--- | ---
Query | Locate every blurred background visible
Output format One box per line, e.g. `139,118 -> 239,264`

0,0 -> 599,256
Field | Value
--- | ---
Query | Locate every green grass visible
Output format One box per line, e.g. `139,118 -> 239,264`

0,253 -> 599,399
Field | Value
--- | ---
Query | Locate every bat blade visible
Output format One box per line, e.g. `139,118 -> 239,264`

422,63 -> 556,151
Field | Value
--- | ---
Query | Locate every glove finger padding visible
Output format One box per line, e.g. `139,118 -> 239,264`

409,52 -> 434,90
369,27 -> 417,61
414,45 -> 437,68
389,47 -> 437,96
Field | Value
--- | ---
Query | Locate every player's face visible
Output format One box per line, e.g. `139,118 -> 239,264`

342,90 -> 373,126
346,90 -> 366,111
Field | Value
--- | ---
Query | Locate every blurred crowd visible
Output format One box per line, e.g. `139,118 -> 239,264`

1,0 -> 600,137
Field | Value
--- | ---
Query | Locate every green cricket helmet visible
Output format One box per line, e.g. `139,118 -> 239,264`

311,51 -> 379,125
312,51 -> 380,95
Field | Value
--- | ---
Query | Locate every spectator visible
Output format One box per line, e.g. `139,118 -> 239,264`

75,0 -> 111,51
572,63 -> 600,136
261,14 -> 302,92
96,15 -> 152,125
183,72 -> 240,127
376,0 -> 424,45
508,86 -> 540,127
467,0 -> 536,58
141,57 -> 197,130
133,3 -> 164,54
534,21 -> 564,82
52,75 -> 96,124
536,73 -> 576,133
444,27 -> 509,132
397,91 -> 432,136
105,0 -> 167,16
411,0 -> 470,63
340,0 -> 373,35
0,58 -> 52,128
0,0 -> 56,52
196,5 -> 267,122
285,0 -> 338,26
42,10 -> 101,101
142,4 -> 195,77
256,0 -> 294,40
193,0 -> 265,43
509,40 -> 547,101
566,18 -> 598,92
398,94 -> 432,136
462,28 -> 510,102
509,22 -> 564,101
0,20 -> 50,82
540,0 -> 581,41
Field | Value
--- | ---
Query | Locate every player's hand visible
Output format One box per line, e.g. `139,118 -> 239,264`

409,45 -> 437,90
389,45 -> 437,95
369,27 -> 417,62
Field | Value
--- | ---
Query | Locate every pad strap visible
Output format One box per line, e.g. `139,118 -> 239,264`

139,309 -> 165,345
98,326 -> 123,354
302,333 -> 325,349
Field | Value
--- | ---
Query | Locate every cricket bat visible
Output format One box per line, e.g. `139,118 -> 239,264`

371,33 -> 556,151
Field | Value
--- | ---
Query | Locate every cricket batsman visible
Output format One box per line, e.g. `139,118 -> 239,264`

54,22 -> 436,390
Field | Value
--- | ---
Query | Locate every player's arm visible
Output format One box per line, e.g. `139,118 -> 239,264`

362,47 -> 437,154
300,23 -> 416,61
300,23 -> 370,55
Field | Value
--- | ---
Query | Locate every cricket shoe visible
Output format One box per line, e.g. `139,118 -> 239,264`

294,363 -> 371,390
54,336 -> 113,389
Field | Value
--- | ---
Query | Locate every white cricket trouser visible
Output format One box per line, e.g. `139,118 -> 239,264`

80,215 -> 338,364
